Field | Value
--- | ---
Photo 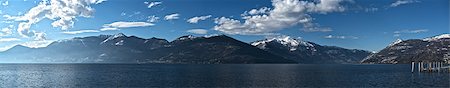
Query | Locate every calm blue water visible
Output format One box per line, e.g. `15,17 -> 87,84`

0,64 -> 448,87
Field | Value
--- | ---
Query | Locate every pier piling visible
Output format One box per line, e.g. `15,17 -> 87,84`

411,62 -> 414,73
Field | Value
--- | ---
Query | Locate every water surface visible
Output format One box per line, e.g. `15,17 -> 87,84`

0,64 -> 448,87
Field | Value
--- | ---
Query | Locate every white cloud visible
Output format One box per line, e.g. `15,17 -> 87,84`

213,0 -> 350,35
0,25 -> 14,36
394,29 -> 428,34
241,7 -> 271,16
144,1 -> 162,8
147,15 -> 160,23
3,0 -> 106,37
0,38 -> 20,42
95,0 -> 108,4
164,13 -> 179,20
324,35 -> 358,39
62,30 -> 100,34
187,15 -> 212,24
390,0 -> 419,7
100,27 -> 119,31
187,29 -> 208,34
103,21 -> 154,28
99,21 -> 153,31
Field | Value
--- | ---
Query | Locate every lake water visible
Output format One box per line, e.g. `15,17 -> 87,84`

0,64 -> 448,87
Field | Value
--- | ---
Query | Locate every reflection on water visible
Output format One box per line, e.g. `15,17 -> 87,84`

0,64 -> 449,87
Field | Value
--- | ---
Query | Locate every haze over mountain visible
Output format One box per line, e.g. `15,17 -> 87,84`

0,33 -> 296,64
362,34 -> 450,64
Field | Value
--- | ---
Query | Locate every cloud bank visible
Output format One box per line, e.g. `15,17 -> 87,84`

213,0 -> 350,35
3,0 -> 106,37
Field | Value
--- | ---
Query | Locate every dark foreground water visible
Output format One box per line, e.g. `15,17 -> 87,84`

0,64 -> 448,87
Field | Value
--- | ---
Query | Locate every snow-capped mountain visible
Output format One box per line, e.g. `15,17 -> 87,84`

423,34 -> 450,41
251,36 -> 372,64
0,33 -> 295,64
389,39 -> 403,46
101,33 -> 127,44
362,34 -> 450,64
251,36 -> 315,51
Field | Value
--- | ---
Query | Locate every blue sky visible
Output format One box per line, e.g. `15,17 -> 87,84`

0,0 -> 448,52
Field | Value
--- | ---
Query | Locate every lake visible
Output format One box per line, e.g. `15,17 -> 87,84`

0,64 -> 448,87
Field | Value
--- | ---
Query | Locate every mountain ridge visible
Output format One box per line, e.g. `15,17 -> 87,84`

362,34 -> 450,64
0,33 -> 296,64
251,36 -> 372,64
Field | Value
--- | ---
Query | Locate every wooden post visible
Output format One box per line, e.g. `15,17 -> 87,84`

419,62 -> 422,72
411,62 -> 414,73
429,62 -> 432,72
439,62 -> 441,72
418,62 -> 420,72
422,62 -> 425,72
432,62 -> 434,72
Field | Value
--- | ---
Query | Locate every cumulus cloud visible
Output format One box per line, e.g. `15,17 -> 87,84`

241,7 -> 271,16
3,0 -> 106,37
164,13 -> 179,20
390,0 -> 419,7
62,30 -> 100,34
147,15 -> 160,23
187,29 -> 208,34
324,35 -> 358,39
187,15 -> 212,24
213,0 -> 350,35
144,1 -> 162,8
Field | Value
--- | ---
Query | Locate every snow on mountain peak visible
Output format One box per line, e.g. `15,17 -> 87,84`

251,36 -> 314,51
176,35 -> 197,40
423,34 -> 450,41
101,33 -> 127,44
389,39 -> 403,46
115,40 -> 124,46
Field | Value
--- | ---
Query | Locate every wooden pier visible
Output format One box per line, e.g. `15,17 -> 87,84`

411,61 -> 450,73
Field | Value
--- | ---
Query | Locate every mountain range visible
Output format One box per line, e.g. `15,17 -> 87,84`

0,33 -> 374,64
251,36 -> 372,64
362,34 -> 450,64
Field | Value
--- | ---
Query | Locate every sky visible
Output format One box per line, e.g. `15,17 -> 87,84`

0,0 -> 448,52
